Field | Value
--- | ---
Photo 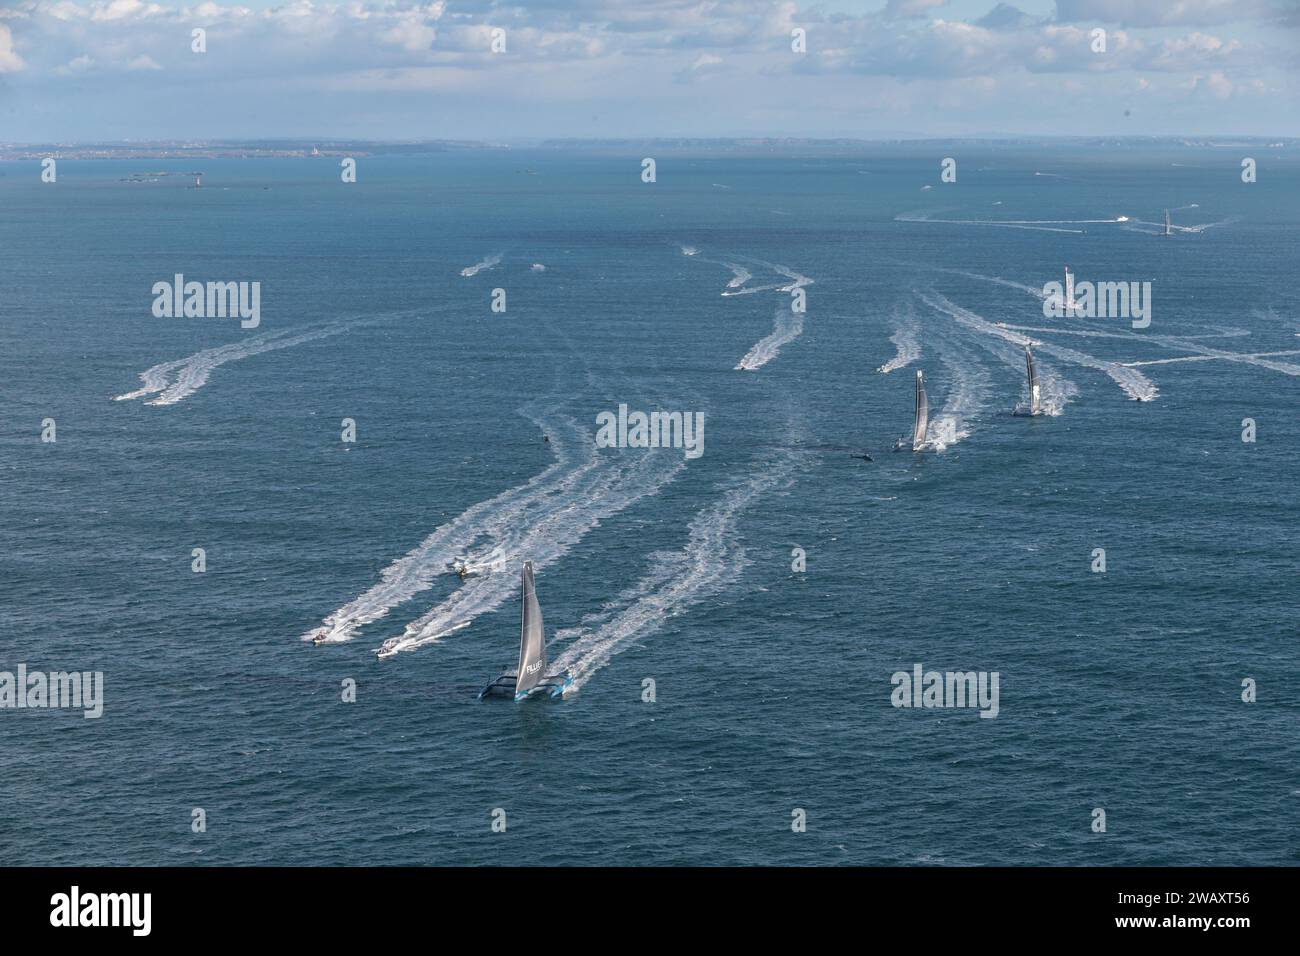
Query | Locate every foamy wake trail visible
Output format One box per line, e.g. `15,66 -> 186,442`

303,412 -> 607,646
877,258 -> 1047,300
878,303 -> 921,373
723,261 -> 814,297
1254,305 -> 1298,335
999,324 -> 1249,341
1002,323 -> 1300,376
114,323 -> 350,406
736,303 -> 803,371
948,269 -> 1045,299
689,254 -> 762,295
1123,338 -> 1300,376
552,447 -> 811,692
751,260 -> 813,294
723,263 -> 752,288
895,212 -> 1091,234
998,323 -> 1294,379
920,291 -> 1159,402
921,338 -> 991,451
964,327 -> 1078,415
460,254 -> 502,277
375,445 -> 684,657
721,283 -> 783,296
1124,350 -> 1300,368
1130,217 -> 1237,234
687,250 -> 813,299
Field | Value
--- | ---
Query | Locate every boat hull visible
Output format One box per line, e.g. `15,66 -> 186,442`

478,669 -> 571,701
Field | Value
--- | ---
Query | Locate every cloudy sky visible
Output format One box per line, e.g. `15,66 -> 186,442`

1,0 -> 1296,142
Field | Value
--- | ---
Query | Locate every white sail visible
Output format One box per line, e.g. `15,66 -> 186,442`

514,561 -> 547,697
912,370 -> 928,451
1163,209 -> 1172,237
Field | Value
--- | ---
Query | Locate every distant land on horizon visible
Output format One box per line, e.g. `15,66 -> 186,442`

0,136 -> 1293,162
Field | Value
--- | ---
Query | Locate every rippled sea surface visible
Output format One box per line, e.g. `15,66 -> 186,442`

2,146 -> 1297,865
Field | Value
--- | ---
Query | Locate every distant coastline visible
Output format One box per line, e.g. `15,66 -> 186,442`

0,140 -> 489,161
0,136 -> 1291,161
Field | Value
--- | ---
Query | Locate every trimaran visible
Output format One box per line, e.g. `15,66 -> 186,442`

479,561 -> 572,701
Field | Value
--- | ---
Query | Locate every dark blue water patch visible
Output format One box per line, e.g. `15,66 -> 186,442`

1,147 -> 1297,865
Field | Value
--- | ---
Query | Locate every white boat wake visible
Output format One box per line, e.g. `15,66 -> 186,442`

771,263 -> 814,293
1123,350 -> 1300,368
919,337 -> 991,451
114,322 -> 352,406
721,283 -> 784,297
373,441 -> 684,658
304,411 -> 612,646
993,319 -> 1299,379
920,291 -> 1159,402
999,323 -> 1300,377
968,328 -> 1078,415
895,212 -> 1114,234
682,247 -> 758,294
552,445 -> 813,692
997,323 -> 1250,341
723,263 -> 752,288
1130,217 -> 1237,234
735,258 -> 814,295
735,303 -> 804,371
685,248 -> 813,299
878,302 -> 921,374
940,268 -> 1047,299
1123,341 -> 1300,376
460,254 -> 502,277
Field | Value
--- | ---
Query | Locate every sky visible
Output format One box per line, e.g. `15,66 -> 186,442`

0,0 -> 1296,142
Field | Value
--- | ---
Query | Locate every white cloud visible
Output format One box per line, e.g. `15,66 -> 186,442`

1200,69 -> 1233,98
56,52 -> 94,73
0,24 -> 24,72
1054,0 -> 1275,28
884,0 -> 949,19
676,52 -> 723,83
2,0 -> 1293,139
91,1 -> 161,23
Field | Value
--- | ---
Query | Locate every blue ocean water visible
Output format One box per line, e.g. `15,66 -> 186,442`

1,146 -> 1297,865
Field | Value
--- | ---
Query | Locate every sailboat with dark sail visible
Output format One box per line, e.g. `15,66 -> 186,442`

1012,345 -> 1042,417
479,561 -> 572,701
894,369 -> 928,451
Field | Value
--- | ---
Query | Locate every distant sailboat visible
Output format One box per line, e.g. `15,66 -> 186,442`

1162,209 -> 1172,237
895,369 -> 928,451
1063,265 -> 1077,313
1013,345 -> 1042,417
479,562 -> 572,701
